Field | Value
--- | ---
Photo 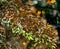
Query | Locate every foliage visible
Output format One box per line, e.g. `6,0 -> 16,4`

0,0 -> 60,49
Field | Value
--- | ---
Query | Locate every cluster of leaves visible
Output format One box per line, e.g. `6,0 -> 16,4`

12,23 -> 40,47
0,0 -> 59,49
12,24 -> 56,49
